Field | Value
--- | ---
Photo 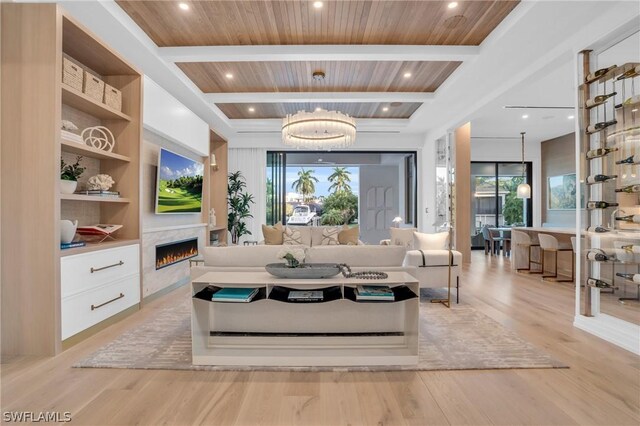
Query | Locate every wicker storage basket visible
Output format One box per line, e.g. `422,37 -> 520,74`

103,83 -> 122,111
62,58 -> 83,92
83,70 -> 105,103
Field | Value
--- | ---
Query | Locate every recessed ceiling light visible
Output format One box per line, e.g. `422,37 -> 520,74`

225,73 -> 233,79
448,2 -> 458,9
567,115 -> 574,119
178,2 -> 189,11
313,1 -> 323,9
248,107 -> 255,113
315,107 -> 322,112
382,107 -> 390,112
403,72 -> 412,78
522,114 -> 529,119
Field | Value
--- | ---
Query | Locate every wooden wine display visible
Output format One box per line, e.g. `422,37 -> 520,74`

579,52 -> 640,317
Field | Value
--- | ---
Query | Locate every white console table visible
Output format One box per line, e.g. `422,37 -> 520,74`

191,271 -> 419,367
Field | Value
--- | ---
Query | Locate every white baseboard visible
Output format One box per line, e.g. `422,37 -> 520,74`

574,314 -> 640,355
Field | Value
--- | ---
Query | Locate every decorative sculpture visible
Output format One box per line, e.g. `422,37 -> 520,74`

61,120 -> 78,131
82,126 -> 115,152
87,174 -> 115,191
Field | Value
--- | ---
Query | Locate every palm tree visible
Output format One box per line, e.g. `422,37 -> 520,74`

328,167 -> 352,193
291,168 -> 319,203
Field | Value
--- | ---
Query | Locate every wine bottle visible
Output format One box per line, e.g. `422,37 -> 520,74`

615,94 -> 640,109
586,226 -> 611,233
586,250 -> 612,262
615,184 -> 640,193
616,155 -> 639,165
586,174 -> 617,184
615,64 -> 640,81
586,120 -> 617,134
585,92 -> 617,108
616,273 -> 640,283
615,214 -> 640,223
586,147 -> 618,160
587,201 -> 619,209
585,65 -> 617,84
587,278 -> 616,288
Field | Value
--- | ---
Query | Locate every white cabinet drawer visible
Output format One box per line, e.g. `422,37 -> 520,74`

62,274 -> 140,340
61,244 -> 139,298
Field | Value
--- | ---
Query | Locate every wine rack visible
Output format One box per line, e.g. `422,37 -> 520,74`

579,52 -> 640,315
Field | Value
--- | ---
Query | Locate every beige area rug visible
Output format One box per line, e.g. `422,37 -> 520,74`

74,289 -> 567,372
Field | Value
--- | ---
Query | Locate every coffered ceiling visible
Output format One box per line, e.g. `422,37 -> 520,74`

113,0 -> 520,124
117,1 -> 519,47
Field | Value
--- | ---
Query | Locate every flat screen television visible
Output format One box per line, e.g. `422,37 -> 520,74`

155,148 -> 204,214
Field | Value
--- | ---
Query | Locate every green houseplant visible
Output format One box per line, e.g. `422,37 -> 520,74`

60,156 -> 85,194
227,171 -> 255,245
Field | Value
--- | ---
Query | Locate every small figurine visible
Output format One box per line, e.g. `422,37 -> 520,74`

87,174 -> 115,191
209,208 -> 217,229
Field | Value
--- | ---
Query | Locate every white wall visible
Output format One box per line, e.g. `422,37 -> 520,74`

470,138 -> 542,227
143,76 -> 209,157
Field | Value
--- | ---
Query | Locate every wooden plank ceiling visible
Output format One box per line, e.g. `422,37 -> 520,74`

116,1 -> 519,120
179,61 -> 461,93
116,1 -> 519,47
217,102 -> 422,119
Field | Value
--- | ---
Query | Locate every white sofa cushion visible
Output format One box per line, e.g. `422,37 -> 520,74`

404,249 -> 461,267
390,227 -> 417,248
413,231 -> 449,250
306,245 -> 406,267
284,226 -> 312,246
203,245 -> 285,267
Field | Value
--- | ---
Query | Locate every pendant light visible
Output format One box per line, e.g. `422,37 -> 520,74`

517,131 -> 531,199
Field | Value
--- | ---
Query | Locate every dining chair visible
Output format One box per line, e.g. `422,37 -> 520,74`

513,230 -> 542,274
539,233 -> 574,282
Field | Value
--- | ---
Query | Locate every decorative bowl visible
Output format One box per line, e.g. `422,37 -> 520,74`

265,263 -> 341,279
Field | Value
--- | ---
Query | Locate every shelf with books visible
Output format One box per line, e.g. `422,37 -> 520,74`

59,238 -> 140,257
268,285 -> 342,303
61,138 -> 131,162
343,285 -> 417,303
193,286 -> 267,304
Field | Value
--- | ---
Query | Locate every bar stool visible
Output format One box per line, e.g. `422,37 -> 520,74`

513,230 -> 542,273
538,233 -> 574,282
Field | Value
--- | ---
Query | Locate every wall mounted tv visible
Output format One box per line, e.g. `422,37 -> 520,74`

155,148 -> 204,214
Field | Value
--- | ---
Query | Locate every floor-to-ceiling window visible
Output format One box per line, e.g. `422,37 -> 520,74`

471,161 -> 532,249
266,151 -> 418,244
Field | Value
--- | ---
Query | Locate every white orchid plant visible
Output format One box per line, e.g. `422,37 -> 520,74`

277,247 -> 305,268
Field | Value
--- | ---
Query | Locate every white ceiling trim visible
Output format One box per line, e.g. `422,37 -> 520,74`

205,92 -> 434,104
159,45 -> 480,63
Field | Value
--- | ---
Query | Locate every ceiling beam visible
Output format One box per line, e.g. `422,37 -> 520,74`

159,45 -> 480,63
204,92 -> 434,104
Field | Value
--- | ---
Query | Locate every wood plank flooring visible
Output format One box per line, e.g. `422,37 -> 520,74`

2,252 -> 639,425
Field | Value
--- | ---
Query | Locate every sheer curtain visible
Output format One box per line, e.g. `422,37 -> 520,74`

228,148 -> 267,244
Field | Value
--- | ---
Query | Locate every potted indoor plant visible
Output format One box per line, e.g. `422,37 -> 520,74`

227,171 -> 255,244
60,156 -> 85,194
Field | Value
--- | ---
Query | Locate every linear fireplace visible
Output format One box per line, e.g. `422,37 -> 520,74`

156,237 -> 198,270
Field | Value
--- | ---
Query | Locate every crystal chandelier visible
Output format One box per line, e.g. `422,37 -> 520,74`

282,109 -> 356,150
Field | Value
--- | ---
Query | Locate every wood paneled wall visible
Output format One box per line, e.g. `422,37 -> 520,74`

455,123 -> 471,263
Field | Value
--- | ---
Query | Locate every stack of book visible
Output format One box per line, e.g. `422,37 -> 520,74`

74,190 -> 120,198
355,285 -> 394,301
287,290 -> 324,302
60,241 -> 86,250
212,287 -> 260,303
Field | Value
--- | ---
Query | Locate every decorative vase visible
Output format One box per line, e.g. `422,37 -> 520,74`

60,220 -> 78,243
60,179 -> 77,194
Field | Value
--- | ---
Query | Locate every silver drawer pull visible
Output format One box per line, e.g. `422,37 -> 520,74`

91,293 -> 124,310
91,261 -> 124,273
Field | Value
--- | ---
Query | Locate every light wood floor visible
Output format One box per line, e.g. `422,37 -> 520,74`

2,252 -> 639,425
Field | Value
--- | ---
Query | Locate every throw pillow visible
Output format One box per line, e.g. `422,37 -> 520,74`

262,222 -> 284,245
283,226 -> 304,245
338,225 -> 360,245
390,227 -> 417,248
320,226 -> 341,245
413,231 -> 449,250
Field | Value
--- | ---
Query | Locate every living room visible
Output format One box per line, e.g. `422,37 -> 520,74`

2,1 -> 639,425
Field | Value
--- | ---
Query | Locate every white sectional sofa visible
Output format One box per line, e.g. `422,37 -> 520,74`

191,226 -> 461,301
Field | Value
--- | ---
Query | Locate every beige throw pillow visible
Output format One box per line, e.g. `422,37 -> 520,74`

390,227 -> 417,248
338,225 -> 360,245
320,226 -> 341,245
413,231 -> 449,250
283,226 -> 304,245
262,222 -> 284,245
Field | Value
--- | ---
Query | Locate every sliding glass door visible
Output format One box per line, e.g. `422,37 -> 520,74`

471,161 -> 532,249
266,152 -> 286,225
